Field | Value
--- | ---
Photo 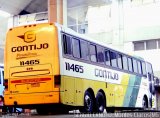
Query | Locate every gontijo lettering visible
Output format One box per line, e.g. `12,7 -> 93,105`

95,68 -> 119,80
11,43 -> 49,52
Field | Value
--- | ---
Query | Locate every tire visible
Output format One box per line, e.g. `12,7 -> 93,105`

83,91 -> 95,113
142,97 -> 148,110
96,92 -> 105,113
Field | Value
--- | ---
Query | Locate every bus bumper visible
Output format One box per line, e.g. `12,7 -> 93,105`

4,91 -> 60,106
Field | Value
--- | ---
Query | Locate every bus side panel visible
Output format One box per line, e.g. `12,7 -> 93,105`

60,75 -> 112,107
75,78 -> 83,106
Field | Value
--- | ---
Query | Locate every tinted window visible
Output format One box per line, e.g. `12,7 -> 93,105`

146,40 -> 156,50
80,40 -> 89,60
122,55 -> 128,70
137,61 -> 142,74
104,50 -> 110,66
63,34 -> 72,55
146,63 -> 153,74
134,41 -> 145,51
128,57 -> 133,72
97,46 -> 104,63
110,51 -> 117,67
72,38 -> 80,58
142,62 -> 147,75
133,59 -> 138,73
117,54 -> 123,69
90,44 -> 97,62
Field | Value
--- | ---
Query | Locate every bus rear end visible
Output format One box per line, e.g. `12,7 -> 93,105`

4,23 -> 60,108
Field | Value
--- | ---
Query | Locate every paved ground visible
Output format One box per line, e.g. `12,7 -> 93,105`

1,112 -> 160,118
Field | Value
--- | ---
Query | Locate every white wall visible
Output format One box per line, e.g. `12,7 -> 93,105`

0,17 -> 8,48
124,2 -> 160,42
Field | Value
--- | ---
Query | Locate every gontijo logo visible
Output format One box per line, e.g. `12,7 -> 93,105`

18,30 -> 36,43
11,30 -> 49,52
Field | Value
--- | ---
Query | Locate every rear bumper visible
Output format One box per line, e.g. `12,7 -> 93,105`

4,91 -> 60,106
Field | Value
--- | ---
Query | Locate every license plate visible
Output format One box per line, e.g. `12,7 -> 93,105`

31,83 -> 40,87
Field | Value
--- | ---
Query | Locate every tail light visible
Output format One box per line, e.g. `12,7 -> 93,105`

4,79 -> 8,90
54,75 -> 61,88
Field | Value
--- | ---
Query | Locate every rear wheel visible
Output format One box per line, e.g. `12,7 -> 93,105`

142,96 -> 148,110
96,92 -> 105,113
82,91 -> 95,113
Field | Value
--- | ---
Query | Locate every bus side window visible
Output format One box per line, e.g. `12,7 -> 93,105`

62,34 -> 72,55
122,55 -> 128,71
72,38 -> 81,58
133,59 -> 138,73
142,62 -> 147,76
104,50 -> 110,66
137,61 -> 142,74
110,51 -> 117,68
128,57 -> 133,72
146,63 -> 153,74
117,54 -> 123,69
80,40 -> 89,60
97,46 -> 104,64
90,44 -> 97,62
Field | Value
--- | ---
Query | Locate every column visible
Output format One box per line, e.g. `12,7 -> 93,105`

48,0 -> 63,24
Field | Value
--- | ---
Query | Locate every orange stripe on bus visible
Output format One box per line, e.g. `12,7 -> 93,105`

11,78 -> 51,83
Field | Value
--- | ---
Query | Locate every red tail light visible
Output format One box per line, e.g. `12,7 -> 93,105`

54,75 -> 61,88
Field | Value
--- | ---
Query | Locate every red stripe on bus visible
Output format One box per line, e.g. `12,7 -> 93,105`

11,78 -> 51,83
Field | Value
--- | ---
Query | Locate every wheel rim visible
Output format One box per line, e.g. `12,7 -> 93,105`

84,94 -> 92,111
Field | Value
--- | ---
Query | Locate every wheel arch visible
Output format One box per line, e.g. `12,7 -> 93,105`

85,88 -> 95,98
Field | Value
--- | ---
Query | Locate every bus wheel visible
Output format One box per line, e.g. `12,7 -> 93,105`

96,92 -> 105,113
142,96 -> 148,109
83,91 -> 95,113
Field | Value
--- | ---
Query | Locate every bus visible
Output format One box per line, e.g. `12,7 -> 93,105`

0,64 -> 4,108
4,23 -> 156,114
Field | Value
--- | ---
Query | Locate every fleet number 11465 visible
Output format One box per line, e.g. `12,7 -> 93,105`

20,59 -> 39,66
65,62 -> 84,73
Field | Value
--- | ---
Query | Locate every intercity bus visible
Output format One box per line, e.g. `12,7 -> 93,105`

4,23 -> 156,114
